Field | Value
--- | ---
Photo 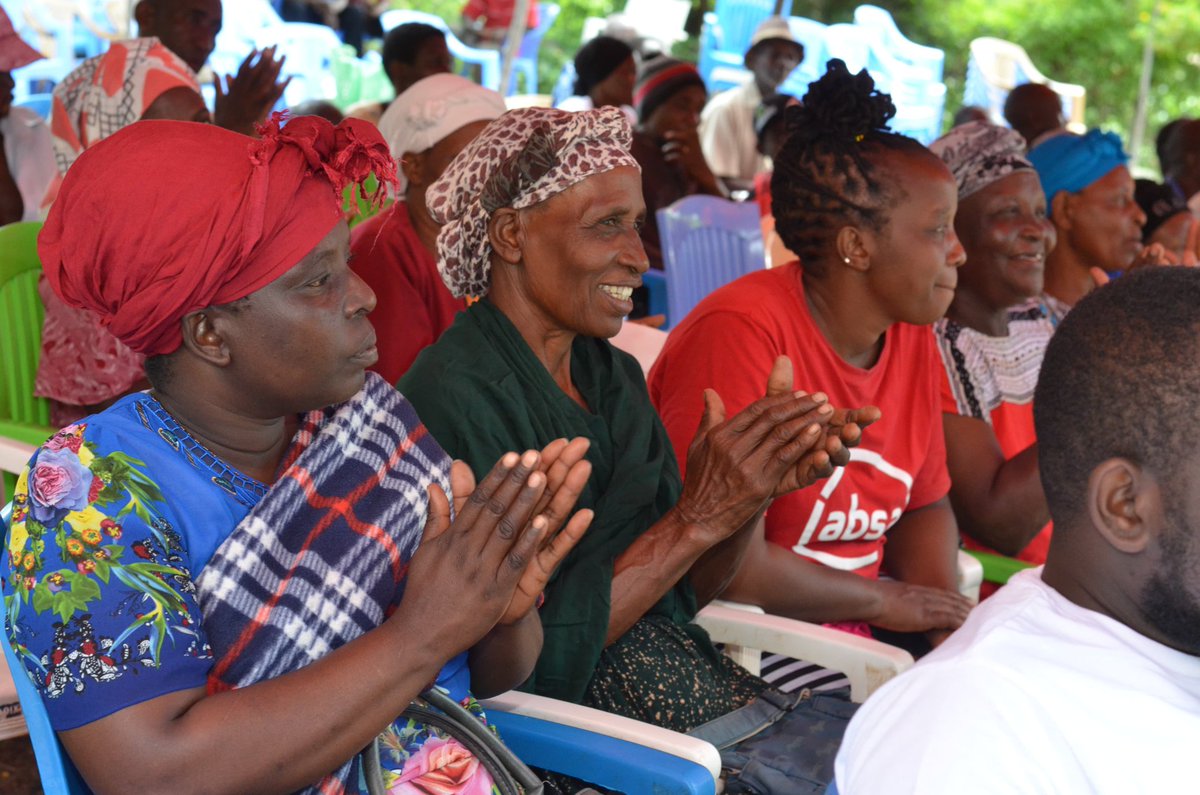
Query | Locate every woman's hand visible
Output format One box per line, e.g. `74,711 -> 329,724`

662,128 -> 726,197
397,450 -> 551,655
446,439 -> 595,626
500,437 -> 594,623
676,356 -> 834,544
870,579 -> 973,634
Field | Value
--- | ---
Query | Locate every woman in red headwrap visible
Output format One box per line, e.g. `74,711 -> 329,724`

4,115 -> 592,794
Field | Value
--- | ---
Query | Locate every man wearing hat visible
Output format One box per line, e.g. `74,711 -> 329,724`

0,7 -> 55,223
699,16 -> 803,188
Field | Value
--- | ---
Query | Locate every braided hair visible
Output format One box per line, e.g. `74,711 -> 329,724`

771,60 -> 930,271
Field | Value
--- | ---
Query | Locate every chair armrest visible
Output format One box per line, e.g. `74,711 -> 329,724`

485,705 -> 717,794
964,549 -> 1034,585
958,549 -> 983,604
0,437 -> 35,479
695,604 -> 913,703
481,690 -> 722,788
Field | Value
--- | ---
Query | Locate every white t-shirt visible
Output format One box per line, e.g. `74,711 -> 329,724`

698,80 -> 763,183
835,568 -> 1200,794
1,105 -> 56,220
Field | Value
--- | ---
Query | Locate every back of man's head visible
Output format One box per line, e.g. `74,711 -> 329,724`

1036,267 -> 1200,653
1004,82 -> 1063,146
1160,119 -> 1200,193
1037,267 -> 1200,526
383,23 -> 444,70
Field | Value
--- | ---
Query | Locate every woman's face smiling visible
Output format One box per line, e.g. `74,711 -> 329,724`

954,170 -> 1054,311
862,152 -> 967,326
503,165 -> 648,341
213,221 -> 378,416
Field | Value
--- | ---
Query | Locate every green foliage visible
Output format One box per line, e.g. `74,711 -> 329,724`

890,0 -> 1200,173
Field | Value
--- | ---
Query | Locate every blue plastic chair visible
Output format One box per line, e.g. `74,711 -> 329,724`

852,4 -> 944,84
507,2 -> 560,95
778,16 -> 829,98
1,503 -> 93,794
657,196 -> 765,328
14,94 -> 52,120
488,710 -> 715,794
379,9 -> 502,92
698,0 -> 794,91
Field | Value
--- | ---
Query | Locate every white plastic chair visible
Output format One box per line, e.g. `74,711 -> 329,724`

485,606 -> 913,793
964,37 -> 1087,130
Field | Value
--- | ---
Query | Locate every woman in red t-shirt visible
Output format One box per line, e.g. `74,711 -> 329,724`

929,122 -> 1057,590
649,61 -> 973,683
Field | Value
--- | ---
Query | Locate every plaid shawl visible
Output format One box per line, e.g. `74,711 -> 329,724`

194,372 -> 453,794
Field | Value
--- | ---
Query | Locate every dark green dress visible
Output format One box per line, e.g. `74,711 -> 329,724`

399,300 -> 763,731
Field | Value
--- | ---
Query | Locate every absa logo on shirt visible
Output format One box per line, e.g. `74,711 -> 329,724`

790,448 -> 913,571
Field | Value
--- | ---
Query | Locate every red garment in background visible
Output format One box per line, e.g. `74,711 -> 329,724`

461,0 -> 539,33
350,202 -> 467,383
649,263 -> 950,591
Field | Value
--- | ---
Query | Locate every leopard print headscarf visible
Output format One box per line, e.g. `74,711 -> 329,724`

426,106 -> 640,298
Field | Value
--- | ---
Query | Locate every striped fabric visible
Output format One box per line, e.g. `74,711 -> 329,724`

194,372 -> 452,793
935,298 -> 1057,423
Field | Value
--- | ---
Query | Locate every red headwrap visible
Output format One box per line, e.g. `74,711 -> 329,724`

38,114 -> 397,357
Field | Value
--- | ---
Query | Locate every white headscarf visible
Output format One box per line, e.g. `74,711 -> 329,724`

377,74 -> 507,191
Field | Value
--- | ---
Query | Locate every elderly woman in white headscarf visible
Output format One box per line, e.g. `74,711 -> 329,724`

351,73 -> 507,382
399,106 -> 873,793
929,121 -> 1058,591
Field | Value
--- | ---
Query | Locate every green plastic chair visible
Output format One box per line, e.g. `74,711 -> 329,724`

0,222 -> 54,501
964,549 -> 1034,586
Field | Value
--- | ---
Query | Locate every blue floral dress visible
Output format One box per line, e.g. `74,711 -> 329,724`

3,392 -> 499,794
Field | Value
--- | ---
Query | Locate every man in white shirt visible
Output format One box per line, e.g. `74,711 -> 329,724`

0,8 -> 55,223
834,266 -> 1200,794
698,16 -> 802,189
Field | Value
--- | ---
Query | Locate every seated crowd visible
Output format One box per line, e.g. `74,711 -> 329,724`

2,2 -> 1199,793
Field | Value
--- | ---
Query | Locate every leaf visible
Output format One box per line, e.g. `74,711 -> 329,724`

31,585 -> 52,613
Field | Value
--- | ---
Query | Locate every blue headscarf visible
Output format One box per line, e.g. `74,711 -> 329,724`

1028,129 -> 1129,206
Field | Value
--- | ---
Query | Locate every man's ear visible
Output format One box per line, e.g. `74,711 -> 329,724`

834,225 -> 872,273
179,310 -> 232,367
1087,458 -> 1156,555
488,208 -> 524,265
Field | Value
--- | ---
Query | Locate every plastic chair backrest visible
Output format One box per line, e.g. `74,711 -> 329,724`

379,9 -> 502,92
778,16 -> 828,96
822,23 -> 872,74
852,4 -> 944,83
0,222 -> 52,436
1,503 -> 92,793
657,196 -> 764,326
14,94 -> 52,119
254,22 -> 343,105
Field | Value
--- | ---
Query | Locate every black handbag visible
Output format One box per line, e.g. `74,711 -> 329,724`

363,687 -> 545,795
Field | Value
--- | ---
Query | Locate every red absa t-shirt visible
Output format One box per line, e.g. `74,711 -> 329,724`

648,263 -> 950,581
